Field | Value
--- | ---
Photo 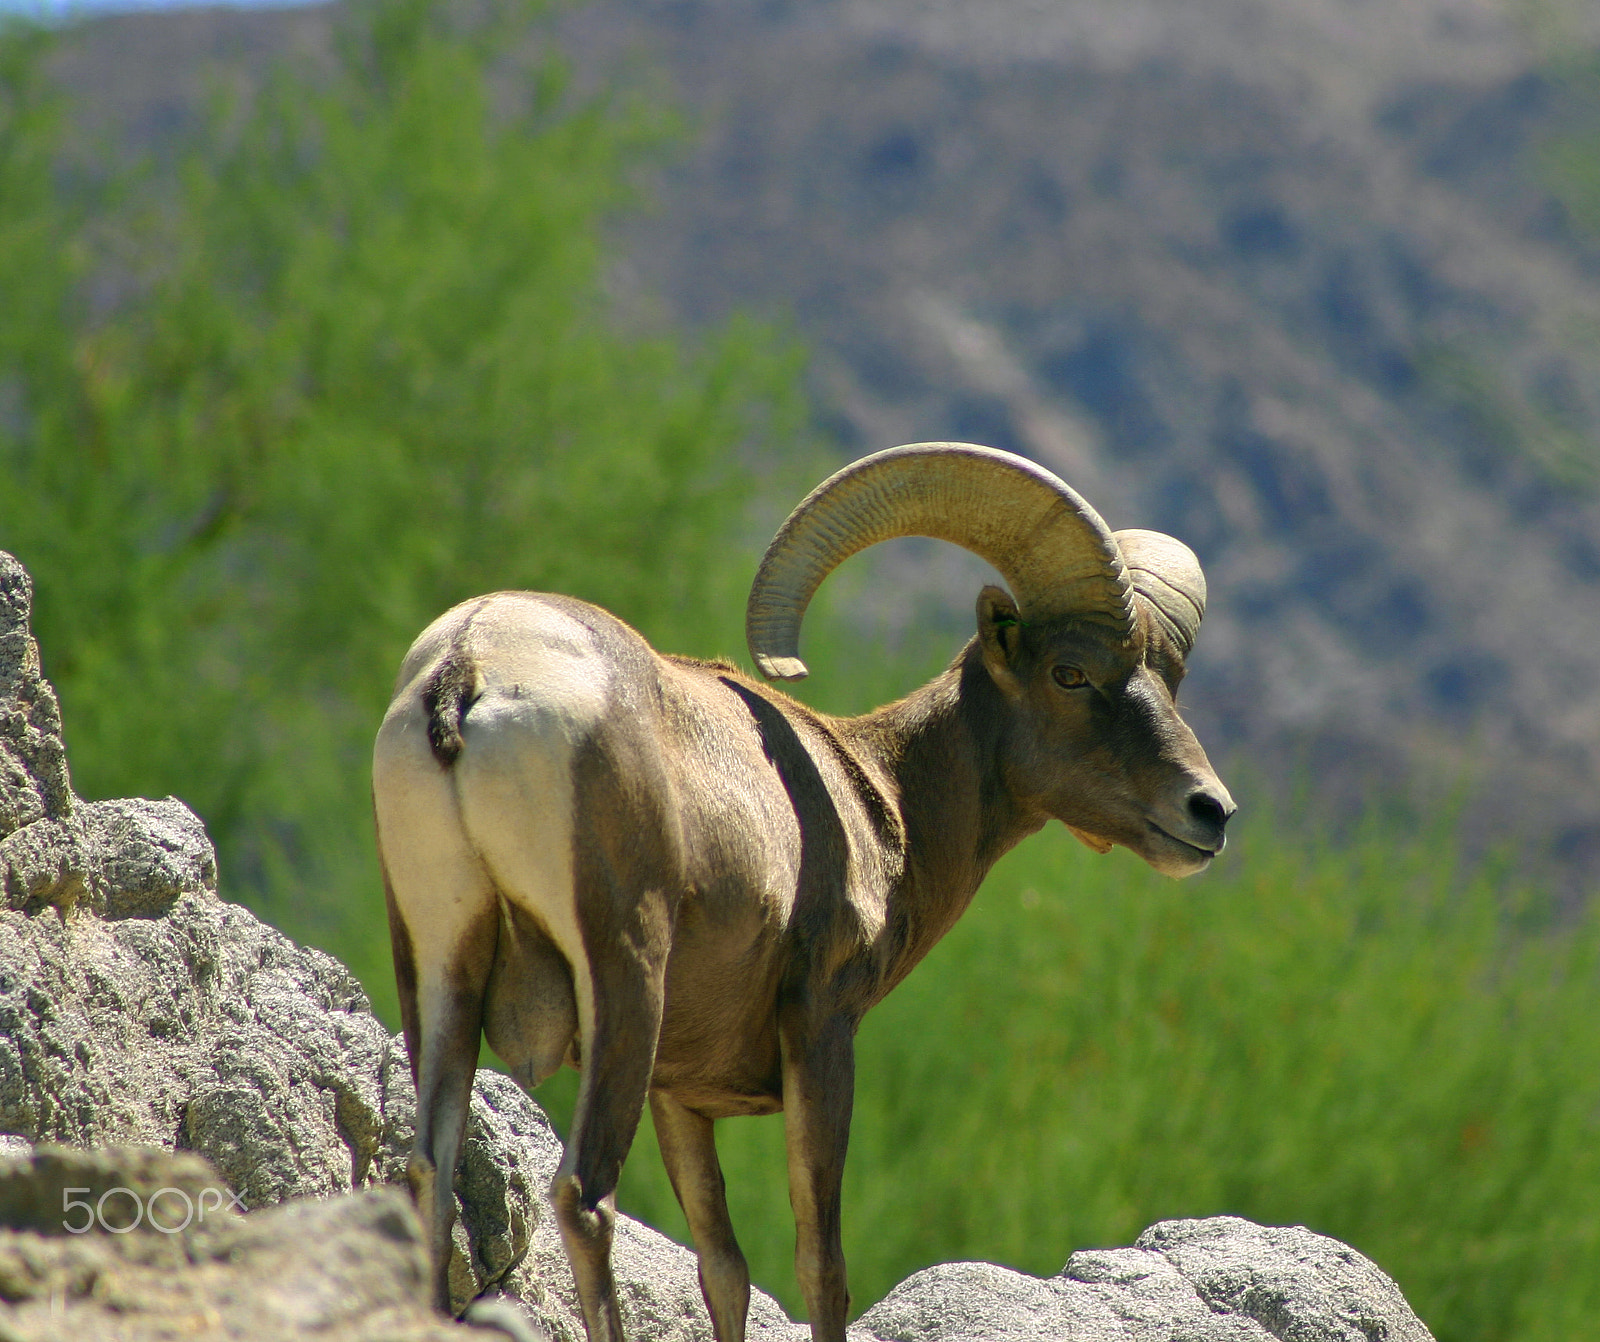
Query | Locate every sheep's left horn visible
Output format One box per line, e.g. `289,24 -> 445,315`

1114,528 -> 1207,656
747,442 -> 1133,681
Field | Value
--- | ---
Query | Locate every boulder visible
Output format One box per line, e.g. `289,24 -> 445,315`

854,1217 -> 1433,1342
0,547 -> 1434,1342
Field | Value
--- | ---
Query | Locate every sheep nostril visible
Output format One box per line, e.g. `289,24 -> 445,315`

1188,791 -> 1231,832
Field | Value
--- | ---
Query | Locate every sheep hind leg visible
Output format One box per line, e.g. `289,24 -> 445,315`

402,902 -> 497,1315
376,760 -> 499,1317
651,1089 -> 749,1342
553,931 -> 669,1342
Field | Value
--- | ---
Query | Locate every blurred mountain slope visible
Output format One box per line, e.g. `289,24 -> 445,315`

43,0 -> 1600,875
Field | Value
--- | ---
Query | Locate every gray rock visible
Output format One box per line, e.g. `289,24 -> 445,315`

0,799 -> 213,920
849,1217 -> 1433,1341
0,829 -> 774,1339
0,554 -> 72,842
1129,1217 -> 1433,1342
0,817 -> 93,916
0,556 -> 216,922
80,797 -> 219,919
0,1142 -> 238,1237
0,548 -> 1433,1341
0,881 -> 802,1339
0,1145 -> 526,1341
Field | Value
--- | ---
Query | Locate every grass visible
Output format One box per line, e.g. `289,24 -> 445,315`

537,810 -> 1600,1342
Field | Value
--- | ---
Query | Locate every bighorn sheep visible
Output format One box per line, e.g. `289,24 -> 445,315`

373,442 -> 1234,1342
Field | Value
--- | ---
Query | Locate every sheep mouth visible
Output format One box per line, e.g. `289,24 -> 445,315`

1146,822 -> 1218,873
1150,820 -> 1223,856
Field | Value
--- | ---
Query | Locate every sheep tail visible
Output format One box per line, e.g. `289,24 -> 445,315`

421,651 -> 478,768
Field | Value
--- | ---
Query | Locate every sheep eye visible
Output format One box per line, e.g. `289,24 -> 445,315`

1052,665 -> 1089,690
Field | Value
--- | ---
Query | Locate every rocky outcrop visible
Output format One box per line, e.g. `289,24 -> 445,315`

0,1144 -> 524,1342
0,1143 -> 1433,1342
0,548 -> 1434,1341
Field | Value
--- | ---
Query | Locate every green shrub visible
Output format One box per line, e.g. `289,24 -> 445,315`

0,0 -> 807,1004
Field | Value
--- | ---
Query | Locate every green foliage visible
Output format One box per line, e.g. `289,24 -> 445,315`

1412,49 -> 1600,496
0,0 -> 806,1000
1547,128 -> 1600,233
577,819 -> 1600,1341
1542,52 -> 1600,240
1417,342 -> 1596,491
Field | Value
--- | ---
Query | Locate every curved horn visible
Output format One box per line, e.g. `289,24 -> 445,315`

1114,528 -> 1206,656
746,442 -> 1133,681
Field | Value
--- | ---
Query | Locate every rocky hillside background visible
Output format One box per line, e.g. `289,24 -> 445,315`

40,0 -> 1600,879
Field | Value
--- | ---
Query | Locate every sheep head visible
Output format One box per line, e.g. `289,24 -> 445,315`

746,442 -> 1233,876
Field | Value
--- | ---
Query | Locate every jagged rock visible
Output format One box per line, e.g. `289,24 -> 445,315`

0,1143 -> 236,1236
0,883 -> 804,1338
0,548 -> 1434,1341
81,798 -> 219,920
0,556 -> 73,842
0,551 -> 215,924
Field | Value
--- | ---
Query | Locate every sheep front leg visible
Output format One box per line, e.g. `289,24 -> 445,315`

651,1089 -> 750,1342
779,1008 -> 855,1342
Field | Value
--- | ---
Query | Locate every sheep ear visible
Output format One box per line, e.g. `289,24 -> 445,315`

976,585 -> 1025,695
1113,529 -> 1206,657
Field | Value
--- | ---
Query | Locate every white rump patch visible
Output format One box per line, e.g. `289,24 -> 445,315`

451,600 -> 614,1051
376,595 -> 615,1052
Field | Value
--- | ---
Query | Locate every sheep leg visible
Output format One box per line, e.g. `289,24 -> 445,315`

375,749 -> 498,1316
651,1089 -> 750,1342
779,1009 -> 855,1342
552,940 -> 668,1342
407,925 -> 494,1315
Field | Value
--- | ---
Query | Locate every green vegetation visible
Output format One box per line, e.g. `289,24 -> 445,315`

5,6 -> 1600,1342
0,0 -> 807,1003
1542,52 -> 1600,240
1417,342 -> 1596,490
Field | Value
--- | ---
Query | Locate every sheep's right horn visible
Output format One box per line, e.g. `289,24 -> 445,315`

746,442 -> 1133,681
1114,529 -> 1207,656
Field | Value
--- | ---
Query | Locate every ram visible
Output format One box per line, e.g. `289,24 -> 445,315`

373,442 -> 1234,1342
